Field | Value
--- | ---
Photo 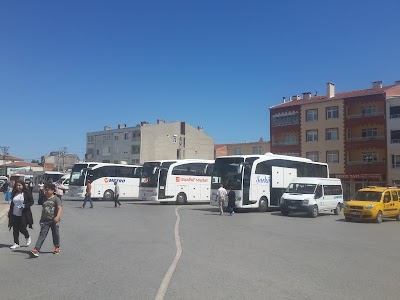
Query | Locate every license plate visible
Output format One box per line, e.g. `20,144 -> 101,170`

351,211 -> 361,216
288,206 -> 297,209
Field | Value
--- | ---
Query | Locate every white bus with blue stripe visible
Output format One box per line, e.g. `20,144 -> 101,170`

210,153 -> 329,212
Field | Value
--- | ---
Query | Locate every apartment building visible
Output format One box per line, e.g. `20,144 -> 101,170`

270,81 -> 400,200
86,120 -> 214,164
214,139 -> 270,158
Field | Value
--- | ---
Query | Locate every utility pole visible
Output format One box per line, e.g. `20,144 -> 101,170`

62,147 -> 67,173
0,146 -> 10,177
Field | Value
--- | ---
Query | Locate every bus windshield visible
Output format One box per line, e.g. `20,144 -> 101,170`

211,157 -> 245,190
140,161 -> 175,188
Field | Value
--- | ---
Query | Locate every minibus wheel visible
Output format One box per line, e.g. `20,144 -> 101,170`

333,203 -> 341,215
176,192 -> 187,205
281,209 -> 289,216
258,197 -> 268,212
103,190 -> 114,201
309,205 -> 318,218
375,211 -> 382,223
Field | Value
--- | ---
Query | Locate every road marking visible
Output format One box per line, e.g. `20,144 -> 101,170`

155,206 -> 183,300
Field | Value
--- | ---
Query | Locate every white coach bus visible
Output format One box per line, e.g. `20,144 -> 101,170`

139,159 -> 214,204
68,162 -> 142,200
210,153 -> 329,212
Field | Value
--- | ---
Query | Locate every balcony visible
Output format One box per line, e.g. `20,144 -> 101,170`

347,135 -> 384,142
347,160 -> 385,165
271,141 -> 299,146
347,112 -> 384,119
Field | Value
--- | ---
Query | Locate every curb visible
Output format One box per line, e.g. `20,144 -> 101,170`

0,203 -> 10,221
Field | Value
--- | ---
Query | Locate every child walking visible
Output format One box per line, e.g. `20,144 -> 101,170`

30,182 -> 63,257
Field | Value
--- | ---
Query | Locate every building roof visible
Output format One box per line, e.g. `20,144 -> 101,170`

1,155 -> 24,161
270,84 -> 400,110
3,161 -> 41,168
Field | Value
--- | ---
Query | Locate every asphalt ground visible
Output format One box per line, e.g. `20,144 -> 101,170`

1,194 -> 400,300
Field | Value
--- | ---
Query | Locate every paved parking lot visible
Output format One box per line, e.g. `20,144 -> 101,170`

1,195 -> 400,299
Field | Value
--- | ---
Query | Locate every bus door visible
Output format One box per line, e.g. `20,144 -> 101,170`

242,164 -> 252,205
158,169 -> 168,199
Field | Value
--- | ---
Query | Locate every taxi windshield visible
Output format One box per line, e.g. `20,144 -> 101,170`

353,191 -> 382,202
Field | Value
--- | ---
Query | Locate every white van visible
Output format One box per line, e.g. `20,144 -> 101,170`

280,177 -> 343,218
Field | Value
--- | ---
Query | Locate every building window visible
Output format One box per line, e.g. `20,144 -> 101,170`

103,134 -> 111,143
362,152 -> 377,163
362,106 -> 376,117
173,136 -> 177,143
114,135 -> 118,141
234,148 -> 242,155
272,112 -> 299,127
102,147 -> 111,156
306,130 -> 318,142
306,109 -> 318,122
327,150 -> 339,163
392,155 -> 400,168
131,145 -> 140,154
326,106 -> 339,119
390,106 -> 400,119
252,147 -> 262,154
391,130 -> 400,143
96,149 -> 99,155
362,128 -> 378,138
326,128 -> 339,141
284,135 -> 297,145
306,151 -> 319,162
124,133 -> 129,140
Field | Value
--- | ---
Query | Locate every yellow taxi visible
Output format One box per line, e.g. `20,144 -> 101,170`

343,186 -> 400,223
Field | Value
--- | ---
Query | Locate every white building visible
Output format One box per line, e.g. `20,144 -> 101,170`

85,120 -> 214,164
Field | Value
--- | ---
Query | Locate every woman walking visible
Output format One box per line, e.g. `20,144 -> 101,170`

8,180 -> 34,249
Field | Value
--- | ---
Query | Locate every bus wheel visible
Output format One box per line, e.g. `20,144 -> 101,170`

309,205 -> 318,218
258,197 -> 268,212
103,190 -> 114,201
176,193 -> 187,205
333,203 -> 341,215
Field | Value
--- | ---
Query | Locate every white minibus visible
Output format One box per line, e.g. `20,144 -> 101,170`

280,177 -> 343,217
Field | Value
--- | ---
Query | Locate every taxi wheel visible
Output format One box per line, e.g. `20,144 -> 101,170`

333,203 -> 341,215
396,211 -> 400,221
375,211 -> 382,223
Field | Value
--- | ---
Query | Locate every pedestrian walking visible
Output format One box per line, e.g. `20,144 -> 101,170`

30,182 -> 62,257
38,180 -> 45,205
55,180 -> 65,202
28,180 -> 34,194
8,180 -> 34,250
82,179 -> 93,208
217,184 -> 227,216
227,189 -> 236,216
114,181 -> 121,207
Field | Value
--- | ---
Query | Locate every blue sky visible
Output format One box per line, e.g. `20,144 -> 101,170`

1,0 -> 399,161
